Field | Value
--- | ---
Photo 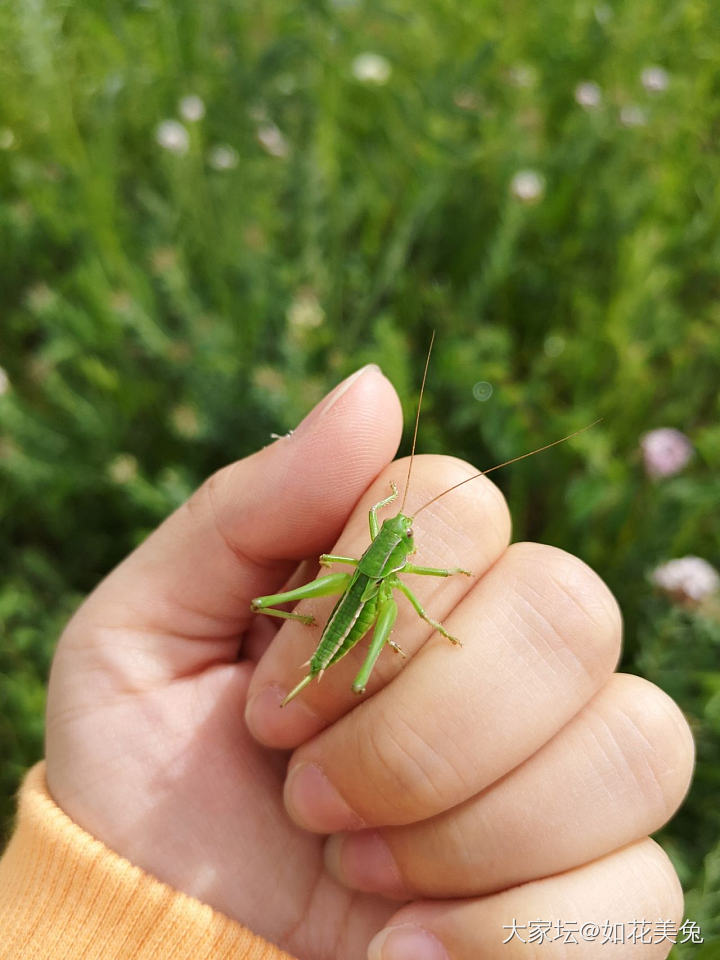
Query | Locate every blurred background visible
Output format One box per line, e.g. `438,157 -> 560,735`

1,0 -> 719,953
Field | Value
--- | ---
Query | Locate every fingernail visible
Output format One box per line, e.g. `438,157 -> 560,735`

294,364 -> 381,436
245,685 -> 320,747
368,925 -> 449,960
325,831 -> 405,898
284,762 -> 364,833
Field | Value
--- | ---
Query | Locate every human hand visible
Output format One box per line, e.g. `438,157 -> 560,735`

46,364 -> 694,960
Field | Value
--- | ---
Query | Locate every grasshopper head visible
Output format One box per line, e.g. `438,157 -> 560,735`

383,512 -> 415,549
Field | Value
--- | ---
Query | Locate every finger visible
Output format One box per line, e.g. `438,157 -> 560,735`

282,541 -> 621,832
366,839 -> 683,960
244,454 -> 512,747
59,365 -> 403,678
324,673 -> 694,899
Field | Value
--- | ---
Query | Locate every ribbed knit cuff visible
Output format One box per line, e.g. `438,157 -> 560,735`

0,763 -> 297,960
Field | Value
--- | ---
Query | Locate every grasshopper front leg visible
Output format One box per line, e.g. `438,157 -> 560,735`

369,481 -> 398,538
251,573 -> 351,624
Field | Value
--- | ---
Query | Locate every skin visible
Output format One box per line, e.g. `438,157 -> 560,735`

46,364 -> 695,960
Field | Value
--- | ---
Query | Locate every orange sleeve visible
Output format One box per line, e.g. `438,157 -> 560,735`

0,763 -> 297,960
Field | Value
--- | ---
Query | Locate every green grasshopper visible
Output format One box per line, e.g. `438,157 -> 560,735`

251,336 -> 595,705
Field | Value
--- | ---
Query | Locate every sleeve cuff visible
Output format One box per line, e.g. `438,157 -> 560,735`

0,763 -> 297,960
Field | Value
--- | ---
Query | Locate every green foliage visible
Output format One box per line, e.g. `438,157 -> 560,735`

1,0 -> 719,950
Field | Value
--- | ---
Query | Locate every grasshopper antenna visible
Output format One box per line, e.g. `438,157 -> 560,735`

413,419 -> 602,517
400,330 -> 435,514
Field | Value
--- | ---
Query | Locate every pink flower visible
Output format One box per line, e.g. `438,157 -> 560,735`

641,66 -> 669,93
640,428 -> 693,478
575,81 -> 602,110
651,557 -> 720,605
256,123 -> 289,158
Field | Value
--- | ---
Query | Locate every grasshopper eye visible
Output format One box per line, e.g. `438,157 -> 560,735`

407,527 -> 414,538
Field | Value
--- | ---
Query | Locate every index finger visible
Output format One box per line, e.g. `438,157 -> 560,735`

244,454 -> 512,746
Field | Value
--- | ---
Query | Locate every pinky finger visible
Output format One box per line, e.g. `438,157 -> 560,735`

367,839 -> 684,960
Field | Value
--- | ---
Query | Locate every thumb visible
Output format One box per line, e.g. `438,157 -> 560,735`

63,364 -> 403,657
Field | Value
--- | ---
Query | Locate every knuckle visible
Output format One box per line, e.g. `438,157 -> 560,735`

185,465 -> 225,523
635,838 -> 685,922
506,542 -> 622,677
438,455 -> 513,543
601,674 -> 695,824
184,464 -> 240,554
360,706 -> 467,821
397,453 -> 512,541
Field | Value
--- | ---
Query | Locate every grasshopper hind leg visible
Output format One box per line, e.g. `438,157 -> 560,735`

280,674 -> 314,707
351,595 -> 398,694
251,572 -> 352,625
